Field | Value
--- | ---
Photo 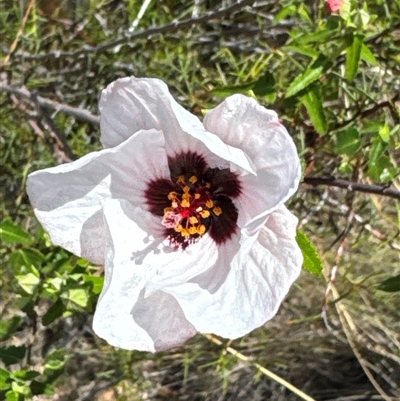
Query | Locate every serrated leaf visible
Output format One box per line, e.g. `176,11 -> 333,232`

0,346 -> 26,366
0,317 -> 24,341
335,127 -> 361,155
301,84 -> 328,134
296,230 -> 323,275
378,275 -> 400,292
286,55 -> 332,98
42,299 -> 65,326
346,34 -> 363,81
0,220 -> 33,246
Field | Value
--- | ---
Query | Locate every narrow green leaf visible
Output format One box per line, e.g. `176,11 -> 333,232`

0,220 -> 33,246
42,299 -> 65,326
335,127 -> 361,155
378,124 -> 390,143
0,346 -> 26,366
378,275 -> 400,292
360,43 -> 378,66
345,34 -> 363,81
300,84 -> 328,134
286,55 -> 332,98
296,230 -> 323,275
0,317 -> 24,341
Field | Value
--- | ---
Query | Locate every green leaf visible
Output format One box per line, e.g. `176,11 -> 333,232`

84,275 -> 104,295
42,299 -> 65,326
12,370 -> 40,381
345,34 -> 363,82
360,43 -> 378,66
30,381 -> 54,396
5,391 -> 23,401
0,346 -> 26,366
378,124 -> 390,143
286,55 -> 332,98
16,273 -> 40,295
296,230 -> 323,275
366,138 -> 398,182
61,288 -> 89,310
0,220 -> 33,246
0,317 -> 24,341
10,248 -> 45,272
335,127 -> 361,155
0,368 -> 11,391
378,275 -> 400,292
300,84 -> 328,134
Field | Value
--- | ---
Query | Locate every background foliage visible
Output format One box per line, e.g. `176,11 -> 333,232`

1,0 -> 399,400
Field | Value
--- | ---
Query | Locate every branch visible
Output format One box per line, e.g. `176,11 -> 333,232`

1,83 -> 100,125
303,176 -> 400,200
8,0 -> 256,61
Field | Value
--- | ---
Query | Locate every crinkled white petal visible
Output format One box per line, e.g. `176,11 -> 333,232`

26,129 -> 169,264
162,205 -> 303,338
100,76 -> 256,175
94,199 -> 229,351
204,94 -> 301,233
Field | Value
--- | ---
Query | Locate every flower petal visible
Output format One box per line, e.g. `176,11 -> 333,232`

94,198 -> 224,350
27,129 -> 169,264
204,94 -> 301,232
163,205 -> 303,338
100,77 -> 256,175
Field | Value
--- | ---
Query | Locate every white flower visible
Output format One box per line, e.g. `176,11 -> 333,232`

27,76 -> 303,352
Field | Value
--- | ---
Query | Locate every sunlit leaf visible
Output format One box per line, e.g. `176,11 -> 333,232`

286,55 -> 332,98
345,34 -> 363,81
300,84 -> 328,134
16,273 -> 40,295
296,230 -> 323,275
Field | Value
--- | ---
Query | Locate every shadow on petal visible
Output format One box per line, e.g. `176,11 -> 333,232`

131,289 -> 197,352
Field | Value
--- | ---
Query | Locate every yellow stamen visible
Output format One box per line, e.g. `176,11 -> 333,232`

168,191 -> 177,200
213,206 -> 222,216
205,182 -> 211,189
188,226 -> 197,235
183,185 -> 190,193
189,216 -> 198,225
175,224 -> 183,232
181,199 -> 190,208
177,175 -> 186,184
171,201 -> 178,208
182,193 -> 191,201
197,225 -> 206,235
189,175 -> 198,184
200,210 -> 210,218
205,199 -> 214,208
194,193 -> 201,199
163,207 -> 174,214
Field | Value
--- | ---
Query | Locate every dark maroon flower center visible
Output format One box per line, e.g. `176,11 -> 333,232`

145,151 -> 241,249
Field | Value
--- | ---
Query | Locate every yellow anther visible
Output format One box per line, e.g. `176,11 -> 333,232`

205,199 -> 214,208
182,192 -> 191,201
168,191 -> 177,200
177,175 -> 186,184
189,216 -> 198,225
200,210 -> 210,218
213,206 -> 222,216
189,175 -> 198,184
181,228 -> 190,238
171,201 -> 178,208
181,199 -> 190,208
197,225 -> 206,235
188,226 -> 197,235
205,182 -> 211,189
183,185 -> 190,193
163,207 -> 174,214
194,193 -> 201,199
175,224 -> 183,232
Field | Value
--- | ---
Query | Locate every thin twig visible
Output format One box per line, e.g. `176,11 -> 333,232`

1,83 -> 100,125
303,176 -> 400,200
204,334 -> 317,401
